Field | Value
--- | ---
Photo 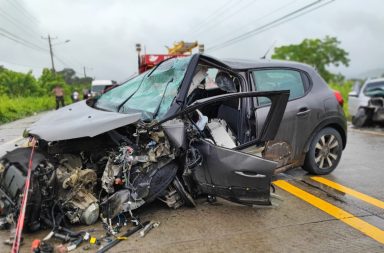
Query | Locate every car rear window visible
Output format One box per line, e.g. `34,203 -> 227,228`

252,69 -> 306,106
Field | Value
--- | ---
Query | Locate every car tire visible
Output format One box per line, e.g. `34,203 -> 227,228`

303,127 -> 343,175
352,108 -> 370,127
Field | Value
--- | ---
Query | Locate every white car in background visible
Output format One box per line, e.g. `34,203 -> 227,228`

91,80 -> 117,96
349,78 -> 384,127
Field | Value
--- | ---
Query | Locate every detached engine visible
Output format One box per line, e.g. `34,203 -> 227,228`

0,149 -> 99,231
54,154 -> 99,225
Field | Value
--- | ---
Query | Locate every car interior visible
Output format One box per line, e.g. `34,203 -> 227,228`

186,64 -> 251,149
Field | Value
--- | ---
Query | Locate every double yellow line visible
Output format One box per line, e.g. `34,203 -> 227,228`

274,177 -> 384,244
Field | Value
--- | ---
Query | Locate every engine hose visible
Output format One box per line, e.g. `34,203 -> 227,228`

51,202 -> 58,229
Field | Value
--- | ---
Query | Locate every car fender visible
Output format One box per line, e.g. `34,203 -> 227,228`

303,116 -> 347,153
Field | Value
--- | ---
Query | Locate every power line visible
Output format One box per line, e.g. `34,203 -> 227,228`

0,59 -> 46,69
0,8 -> 41,42
206,0 -> 299,45
54,54 -> 83,74
207,0 -> 334,52
0,27 -> 48,53
54,55 -> 71,67
54,51 -> 83,68
193,0 -> 258,38
5,0 -> 39,25
189,0 -> 237,35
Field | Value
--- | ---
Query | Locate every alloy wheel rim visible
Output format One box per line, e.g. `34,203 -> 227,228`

314,134 -> 339,169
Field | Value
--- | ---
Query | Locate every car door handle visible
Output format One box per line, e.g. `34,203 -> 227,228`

234,171 -> 266,178
296,107 -> 311,117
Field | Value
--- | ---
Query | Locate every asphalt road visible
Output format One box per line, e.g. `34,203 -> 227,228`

0,115 -> 383,252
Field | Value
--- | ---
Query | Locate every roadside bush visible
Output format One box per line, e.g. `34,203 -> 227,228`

0,95 -> 55,123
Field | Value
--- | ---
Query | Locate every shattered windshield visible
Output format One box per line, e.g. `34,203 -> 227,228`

364,81 -> 384,97
95,57 -> 191,119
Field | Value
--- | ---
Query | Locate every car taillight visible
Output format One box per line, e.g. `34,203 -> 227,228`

332,90 -> 344,107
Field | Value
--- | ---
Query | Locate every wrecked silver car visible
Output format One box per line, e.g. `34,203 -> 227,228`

0,55 -> 290,235
349,78 -> 384,127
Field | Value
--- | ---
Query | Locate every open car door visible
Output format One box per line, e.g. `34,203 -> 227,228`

158,91 -> 289,206
191,91 -> 289,205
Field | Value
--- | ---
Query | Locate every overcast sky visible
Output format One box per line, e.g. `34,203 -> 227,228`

0,0 -> 383,81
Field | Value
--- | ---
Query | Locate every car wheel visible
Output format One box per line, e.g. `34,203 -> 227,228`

303,127 -> 342,175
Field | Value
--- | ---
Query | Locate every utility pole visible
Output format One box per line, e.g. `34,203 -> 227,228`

135,43 -> 141,73
41,34 -> 57,72
82,67 -> 93,78
42,35 -> 70,73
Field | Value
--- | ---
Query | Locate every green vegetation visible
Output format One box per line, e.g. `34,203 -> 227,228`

272,36 -> 350,82
0,96 -> 52,123
329,81 -> 353,119
0,66 -> 91,124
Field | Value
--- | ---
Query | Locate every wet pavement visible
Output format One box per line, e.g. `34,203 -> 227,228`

0,115 -> 383,252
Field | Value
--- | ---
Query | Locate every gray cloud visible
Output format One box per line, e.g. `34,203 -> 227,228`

1,0 -> 383,81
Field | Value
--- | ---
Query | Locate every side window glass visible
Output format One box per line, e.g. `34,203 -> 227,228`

252,69 -> 305,106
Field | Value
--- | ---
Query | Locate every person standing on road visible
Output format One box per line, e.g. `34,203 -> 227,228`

52,85 -> 65,110
71,90 -> 79,102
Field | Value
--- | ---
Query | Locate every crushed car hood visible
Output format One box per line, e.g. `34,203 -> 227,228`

28,101 -> 142,141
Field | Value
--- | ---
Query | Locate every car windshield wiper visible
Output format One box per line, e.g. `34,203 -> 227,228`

153,78 -> 173,119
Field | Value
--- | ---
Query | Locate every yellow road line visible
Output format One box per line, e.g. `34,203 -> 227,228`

311,177 -> 384,210
274,180 -> 384,244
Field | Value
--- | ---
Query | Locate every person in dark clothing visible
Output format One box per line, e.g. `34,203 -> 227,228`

52,85 -> 65,109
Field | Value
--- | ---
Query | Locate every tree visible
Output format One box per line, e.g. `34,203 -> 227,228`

56,68 -> 93,85
57,68 -> 76,84
0,67 -> 40,96
38,68 -> 66,92
272,36 -> 350,82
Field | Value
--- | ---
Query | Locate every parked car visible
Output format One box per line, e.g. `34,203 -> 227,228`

0,54 -> 346,232
91,79 -> 118,96
349,78 -> 384,127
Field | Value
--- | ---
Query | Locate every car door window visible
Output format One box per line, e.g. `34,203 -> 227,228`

252,69 -> 306,106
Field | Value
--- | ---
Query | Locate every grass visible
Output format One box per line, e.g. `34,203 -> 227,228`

0,95 -> 70,124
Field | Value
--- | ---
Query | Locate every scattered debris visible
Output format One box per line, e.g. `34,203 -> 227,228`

139,221 -> 160,237
96,221 -> 150,253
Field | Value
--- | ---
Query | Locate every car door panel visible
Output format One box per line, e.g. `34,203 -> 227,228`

192,139 -> 277,205
251,69 -> 314,164
256,99 -> 313,163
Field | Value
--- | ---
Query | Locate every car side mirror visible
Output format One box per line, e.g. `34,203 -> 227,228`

348,91 -> 358,97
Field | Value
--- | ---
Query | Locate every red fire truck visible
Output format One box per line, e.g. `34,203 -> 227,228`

136,41 -> 203,74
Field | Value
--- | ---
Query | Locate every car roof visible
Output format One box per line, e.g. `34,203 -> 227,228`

92,80 -> 113,86
366,77 -> 384,83
220,57 -> 314,72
